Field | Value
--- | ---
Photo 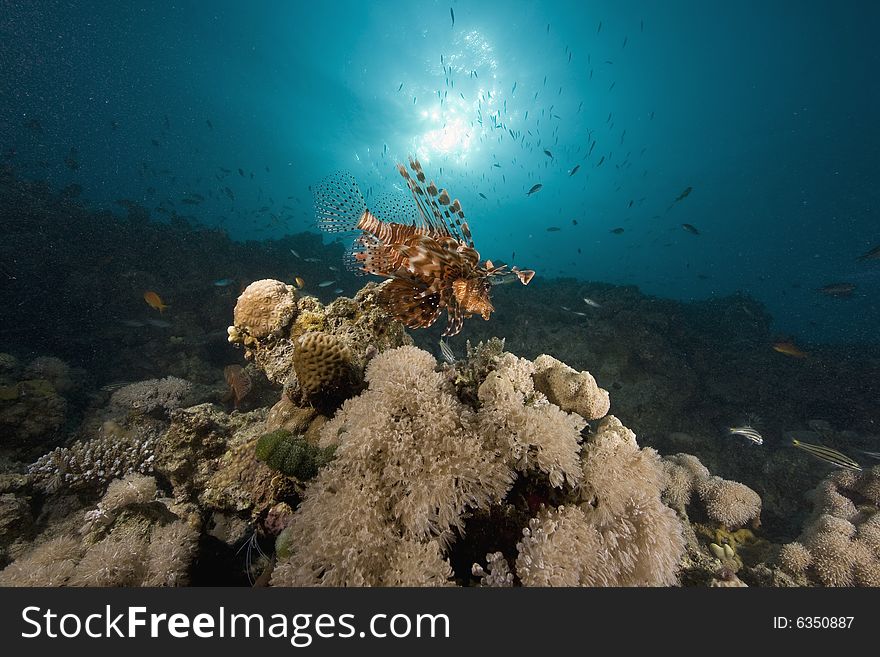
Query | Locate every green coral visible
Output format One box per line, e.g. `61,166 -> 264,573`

255,430 -> 336,480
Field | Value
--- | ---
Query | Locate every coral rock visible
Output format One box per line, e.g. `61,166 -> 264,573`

292,331 -> 359,411
532,354 -> 610,420
232,279 -> 298,340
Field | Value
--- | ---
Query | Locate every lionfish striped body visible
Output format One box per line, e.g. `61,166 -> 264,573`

314,157 -> 534,336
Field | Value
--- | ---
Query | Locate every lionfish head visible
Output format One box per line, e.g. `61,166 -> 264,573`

452,275 -> 494,320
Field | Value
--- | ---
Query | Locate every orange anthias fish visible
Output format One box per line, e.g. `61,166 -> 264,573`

314,157 -> 534,336
143,290 -> 168,313
772,341 -> 807,359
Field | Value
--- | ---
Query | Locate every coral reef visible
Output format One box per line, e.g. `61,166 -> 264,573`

270,344 -> 686,587
29,420 -> 162,493
228,279 -> 410,388
108,376 -> 205,419
0,473 -> 199,587
231,279 -> 299,342
254,430 -> 335,479
661,453 -> 762,530
0,355 -> 71,455
532,354 -> 610,420
473,419 -> 687,588
291,331 -> 360,412
476,353 -> 585,489
777,466 -> 880,586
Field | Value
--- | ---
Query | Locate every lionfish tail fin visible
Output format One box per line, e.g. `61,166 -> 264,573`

313,171 -> 368,234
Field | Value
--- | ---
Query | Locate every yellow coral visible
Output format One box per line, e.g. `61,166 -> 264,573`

292,309 -> 328,339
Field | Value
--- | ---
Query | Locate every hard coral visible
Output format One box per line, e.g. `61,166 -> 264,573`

231,279 -> 298,340
29,422 -> 160,493
532,354 -> 610,420
292,331 -> 359,412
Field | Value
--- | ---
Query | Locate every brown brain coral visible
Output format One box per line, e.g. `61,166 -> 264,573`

232,279 -> 298,340
293,332 -> 353,394
292,331 -> 359,410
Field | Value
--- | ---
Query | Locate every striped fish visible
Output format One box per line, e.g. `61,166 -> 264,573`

438,339 -> 456,365
727,426 -> 763,445
792,439 -> 862,471
313,159 -> 534,336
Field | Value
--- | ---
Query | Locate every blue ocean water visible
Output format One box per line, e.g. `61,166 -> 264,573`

2,0 -> 878,343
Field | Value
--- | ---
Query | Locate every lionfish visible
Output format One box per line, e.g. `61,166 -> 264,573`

314,157 -> 534,336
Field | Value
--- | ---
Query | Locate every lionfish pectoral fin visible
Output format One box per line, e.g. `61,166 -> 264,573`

441,301 -> 464,337
383,279 -> 441,329
313,172 -> 368,234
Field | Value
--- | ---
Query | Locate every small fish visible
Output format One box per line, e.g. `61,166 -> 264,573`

667,186 -> 693,211
143,290 -> 168,313
318,280 -> 335,287
439,339 -> 456,365
582,297 -> 602,308
681,223 -> 700,235
543,149 -> 553,158
610,227 -> 624,234
450,7 -> 454,27
546,226 -> 561,232
526,183 -> 543,196
569,164 -> 580,176
206,119 -> 213,129
479,192 -> 487,199
304,257 -> 321,263
290,249 -> 301,258
858,449 -> 880,460
727,426 -> 763,445
213,278 -> 235,287
571,219 -> 578,225
147,319 -> 172,328
596,155 -> 605,167
294,277 -> 305,289
792,439 -> 861,472
397,82 -> 404,92
328,265 -> 340,272
856,244 -> 880,261
511,81 -> 517,94
818,282 -> 855,298
334,288 -> 343,294
120,320 -> 145,328
238,168 -> 245,177
772,341 -> 807,358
